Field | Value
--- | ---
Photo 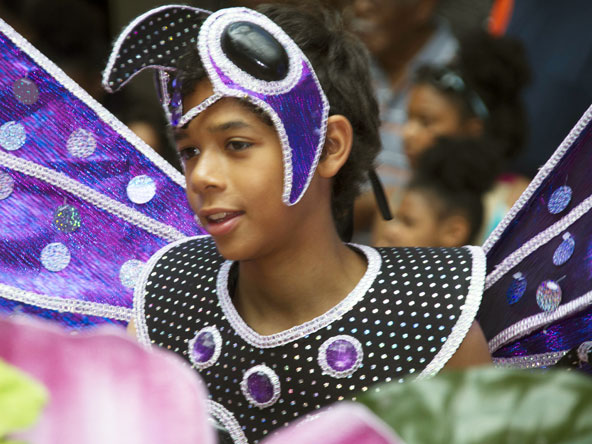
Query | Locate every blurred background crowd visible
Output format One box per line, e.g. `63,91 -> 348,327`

2,0 -> 592,249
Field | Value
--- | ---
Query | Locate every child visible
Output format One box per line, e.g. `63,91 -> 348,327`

103,3 -> 491,442
375,137 -> 500,248
373,30 -> 531,245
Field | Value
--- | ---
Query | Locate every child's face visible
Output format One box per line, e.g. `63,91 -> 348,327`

402,84 -> 466,168
374,189 -> 444,247
174,80 -> 309,260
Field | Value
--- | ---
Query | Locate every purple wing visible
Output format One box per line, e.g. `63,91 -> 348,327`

0,18 -> 205,329
479,104 -> 592,373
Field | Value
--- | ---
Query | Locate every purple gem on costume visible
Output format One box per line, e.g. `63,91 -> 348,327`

506,272 -> 527,305
536,280 -> 562,312
326,338 -> 358,372
247,370 -> 274,404
553,233 -> 575,266
192,331 -> 216,363
548,185 -> 572,214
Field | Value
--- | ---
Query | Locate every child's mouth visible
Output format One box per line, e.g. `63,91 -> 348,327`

204,211 -> 244,236
206,212 -> 243,224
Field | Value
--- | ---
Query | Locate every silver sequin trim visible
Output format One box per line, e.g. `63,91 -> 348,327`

188,325 -> 223,370
240,364 -> 281,409
0,282 -> 132,321
0,18 -> 185,187
577,341 -> 592,363
133,235 -> 211,346
317,335 -> 363,379
484,104 -> 592,254
489,289 -> 592,352
418,245 -> 486,379
0,151 -> 185,242
493,350 -> 569,369
177,93 -> 223,128
217,244 -> 381,348
208,400 -> 248,444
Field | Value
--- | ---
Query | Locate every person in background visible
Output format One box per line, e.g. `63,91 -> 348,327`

373,29 -> 531,245
376,137 -> 499,247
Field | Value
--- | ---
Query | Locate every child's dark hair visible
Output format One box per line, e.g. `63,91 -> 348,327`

413,30 -> 531,163
409,137 -> 500,244
176,1 -> 381,239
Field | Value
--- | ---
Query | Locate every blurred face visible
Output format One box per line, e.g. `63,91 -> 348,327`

175,80 -> 314,261
374,189 -> 444,247
348,0 -> 435,59
402,84 -> 466,168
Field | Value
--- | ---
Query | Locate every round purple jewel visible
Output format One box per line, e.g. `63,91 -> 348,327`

506,272 -> 527,305
241,365 -> 280,408
536,280 -> 562,312
547,185 -> 572,214
188,326 -> 221,369
318,335 -> 363,378
553,233 -> 575,266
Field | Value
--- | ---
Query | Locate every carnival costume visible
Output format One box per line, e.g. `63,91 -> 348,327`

0,4 -> 591,444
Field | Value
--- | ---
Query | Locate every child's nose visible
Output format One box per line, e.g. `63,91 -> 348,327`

189,151 -> 226,193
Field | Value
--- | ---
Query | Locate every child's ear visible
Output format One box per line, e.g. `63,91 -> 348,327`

439,214 -> 471,247
317,115 -> 353,179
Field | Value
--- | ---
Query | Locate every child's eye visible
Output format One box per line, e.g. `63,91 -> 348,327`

178,146 -> 201,164
226,140 -> 252,151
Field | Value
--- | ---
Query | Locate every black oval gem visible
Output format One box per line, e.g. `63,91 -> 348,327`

221,21 -> 289,82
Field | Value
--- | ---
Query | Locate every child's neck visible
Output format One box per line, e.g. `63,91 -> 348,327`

232,232 -> 367,336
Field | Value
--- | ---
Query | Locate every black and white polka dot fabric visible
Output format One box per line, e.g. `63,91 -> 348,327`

135,236 -> 485,444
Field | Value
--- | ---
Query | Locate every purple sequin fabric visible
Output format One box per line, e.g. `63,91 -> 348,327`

0,19 -> 204,328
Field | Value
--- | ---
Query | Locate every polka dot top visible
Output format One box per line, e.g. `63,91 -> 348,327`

134,236 -> 485,444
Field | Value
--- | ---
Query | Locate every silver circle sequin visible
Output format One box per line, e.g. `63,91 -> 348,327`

241,364 -> 281,409
12,77 -> 39,105
506,272 -> 527,305
67,128 -> 97,158
119,259 -> 145,288
536,280 -> 562,312
548,186 -> 572,214
127,175 -> 156,204
0,121 -> 26,151
0,171 -> 14,200
40,242 -> 71,272
188,325 -> 222,370
553,233 -> 575,266
53,204 -> 81,233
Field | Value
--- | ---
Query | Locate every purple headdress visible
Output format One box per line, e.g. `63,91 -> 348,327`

103,6 -> 330,205
0,16 -> 203,329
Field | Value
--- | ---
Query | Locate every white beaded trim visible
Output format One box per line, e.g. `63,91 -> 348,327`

216,244 -> 381,348
177,93 -> 223,128
240,364 -> 281,409
0,151 -> 185,243
485,190 -> 592,291
488,289 -> 592,352
577,341 -> 592,363
0,17 -> 185,187
188,325 -> 222,370
133,235 -> 212,346
483,104 -> 592,254
208,400 -> 248,444
493,350 -> 569,369
418,245 -> 486,379
317,335 -> 363,379
0,283 -> 132,321
197,8 -> 329,206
